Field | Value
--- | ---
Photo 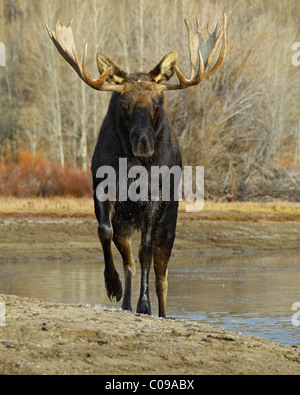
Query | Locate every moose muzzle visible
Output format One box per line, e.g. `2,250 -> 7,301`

129,106 -> 155,158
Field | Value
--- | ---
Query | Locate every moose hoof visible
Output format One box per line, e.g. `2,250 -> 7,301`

104,271 -> 123,302
121,301 -> 133,312
136,299 -> 151,316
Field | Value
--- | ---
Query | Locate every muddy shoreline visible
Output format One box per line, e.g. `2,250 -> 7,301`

0,293 -> 300,375
0,214 -> 299,264
0,206 -> 300,375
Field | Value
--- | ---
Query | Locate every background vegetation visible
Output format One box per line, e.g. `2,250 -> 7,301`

0,0 -> 299,200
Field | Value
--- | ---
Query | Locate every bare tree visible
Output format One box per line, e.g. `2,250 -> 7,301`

0,0 -> 299,200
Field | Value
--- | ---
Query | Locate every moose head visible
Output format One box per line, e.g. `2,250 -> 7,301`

46,15 -> 226,159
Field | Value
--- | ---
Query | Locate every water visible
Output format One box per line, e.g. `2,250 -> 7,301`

168,251 -> 300,345
0,250 -> 299,345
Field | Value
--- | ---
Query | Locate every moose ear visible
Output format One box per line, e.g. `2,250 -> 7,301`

149,51 -> 178,83
96,53 -> 127,85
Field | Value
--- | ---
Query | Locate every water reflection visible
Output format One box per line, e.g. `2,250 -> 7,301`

0,250 -> 299,345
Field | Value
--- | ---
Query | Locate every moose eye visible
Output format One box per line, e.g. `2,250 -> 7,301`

121,99 -> 130,111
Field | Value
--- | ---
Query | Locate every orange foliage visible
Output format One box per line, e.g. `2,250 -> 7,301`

0,151 -> 92,197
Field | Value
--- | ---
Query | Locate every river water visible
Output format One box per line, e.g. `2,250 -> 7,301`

0,249 -> 299,345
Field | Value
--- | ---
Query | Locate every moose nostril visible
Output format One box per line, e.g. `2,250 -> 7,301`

130,125 -> 155,158
130,132 -> 154,158
139,136 -> 149,153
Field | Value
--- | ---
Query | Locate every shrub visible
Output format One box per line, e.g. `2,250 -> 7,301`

0,151 -> 92,197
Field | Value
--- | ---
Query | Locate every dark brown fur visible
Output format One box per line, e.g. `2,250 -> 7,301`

46,16 -> 227,317
91,57 -> 182,317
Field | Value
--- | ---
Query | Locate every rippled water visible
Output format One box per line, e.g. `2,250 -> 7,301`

0,249 -> 299,345
167,251 -> 300,345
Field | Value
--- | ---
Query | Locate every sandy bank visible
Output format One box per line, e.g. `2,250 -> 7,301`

0,294 -> 300,375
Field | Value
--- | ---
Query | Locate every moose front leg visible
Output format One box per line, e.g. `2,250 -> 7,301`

113,231 -> 136,312
154,202 -> 178,318
94,196 -> 123,302
136,240 -> 153,315
153,241 -> 171,318
136,203 -> 164,315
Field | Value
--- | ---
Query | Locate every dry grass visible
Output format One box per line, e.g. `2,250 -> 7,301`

200,201 -> 300,215
1,197 -> 300,217
0,197 -> 93,215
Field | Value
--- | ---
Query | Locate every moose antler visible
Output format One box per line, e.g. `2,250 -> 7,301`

160,13 -> 227,91
46,15 -> 226,93
45,20 -> 124,93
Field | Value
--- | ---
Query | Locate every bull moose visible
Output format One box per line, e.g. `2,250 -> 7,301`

46,14 -> 227,317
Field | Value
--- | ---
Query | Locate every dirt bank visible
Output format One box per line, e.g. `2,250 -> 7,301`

0,293 -> 299,375
0,214 -> 299,263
